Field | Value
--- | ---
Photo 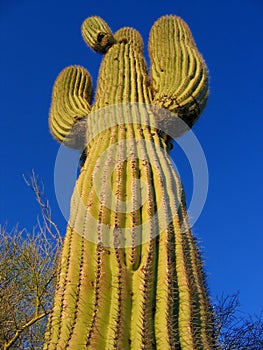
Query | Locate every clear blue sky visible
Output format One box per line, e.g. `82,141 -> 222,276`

1,0 -> 262,317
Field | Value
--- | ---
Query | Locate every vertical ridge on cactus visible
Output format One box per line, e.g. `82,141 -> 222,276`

43,14 -> 216,350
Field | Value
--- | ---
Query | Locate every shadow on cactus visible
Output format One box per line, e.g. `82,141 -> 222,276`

44,15 -> 216,349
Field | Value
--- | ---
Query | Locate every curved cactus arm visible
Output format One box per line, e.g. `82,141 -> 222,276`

148,15 -> 209,129
49,65 -> 92,148
81,16 -> 116,53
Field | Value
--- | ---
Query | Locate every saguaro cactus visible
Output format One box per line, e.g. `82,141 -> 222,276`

44,15 -> 215,349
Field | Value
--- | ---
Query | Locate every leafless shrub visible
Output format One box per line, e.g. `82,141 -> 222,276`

0,172 -> 62,349
214,292 -> 263,349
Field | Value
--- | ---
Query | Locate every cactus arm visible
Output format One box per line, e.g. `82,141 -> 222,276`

49,65 -> 92,148
148,15 -> 209,129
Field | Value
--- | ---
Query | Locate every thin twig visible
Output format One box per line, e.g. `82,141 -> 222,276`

3,311 -> 50,350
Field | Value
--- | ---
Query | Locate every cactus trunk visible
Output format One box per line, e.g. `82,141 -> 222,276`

44,15 -> 216,349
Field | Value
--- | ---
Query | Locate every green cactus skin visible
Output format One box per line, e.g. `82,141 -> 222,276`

44,15 -> 216,349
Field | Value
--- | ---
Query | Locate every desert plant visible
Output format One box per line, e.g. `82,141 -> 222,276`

43,15 -> 214,349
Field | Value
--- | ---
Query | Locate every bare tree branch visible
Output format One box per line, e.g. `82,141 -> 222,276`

22,170 -> 62,246
213,293 -> 263,349
3,311 -> 50,350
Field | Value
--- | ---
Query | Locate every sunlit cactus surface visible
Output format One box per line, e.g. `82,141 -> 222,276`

44,15 -> 216,350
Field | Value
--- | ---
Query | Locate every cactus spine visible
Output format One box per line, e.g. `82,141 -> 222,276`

44,15 -> 216,349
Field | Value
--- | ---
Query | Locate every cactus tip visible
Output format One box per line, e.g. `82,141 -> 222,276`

81,16 -> 116,53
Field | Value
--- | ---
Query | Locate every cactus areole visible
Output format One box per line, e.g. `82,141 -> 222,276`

44,15 -> 216,349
